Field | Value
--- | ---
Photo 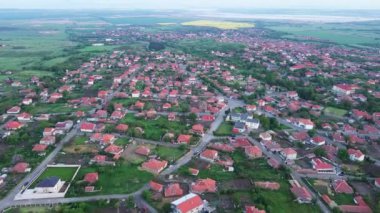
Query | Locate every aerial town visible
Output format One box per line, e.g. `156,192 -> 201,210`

0,6 -> 380,213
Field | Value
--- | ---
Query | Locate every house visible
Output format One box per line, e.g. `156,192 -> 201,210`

244,146 -> 262,159
267,158 -> 281,169
4,121 -> 23,130
290,180 -> 313,203
165,183 -> 184,197
101,134 -> 116,145
80,122 -> 96,133
84,172 -> 99,184
333,84 -> 357,95
290,132 -> 309,143
22,98 -> 33,105
92,155 -> 107,164
348,149 -> 365,162
116,124 -> 129,132
7,106 -> 21,114
34,176 -> 64,193
245,205 -> 266,213
43,128 -> 55,136
332,179 -> 353,194
233,122 -> 246,133
32,144 -> 48,153
259,132 -> 272,141
135,146 -> 151,156
246,105 -> 257,112
296,119 -> 314,130
149,181 -> 164,192
177,134 -> 192,144
321,194 -> 337,209
191,178 -> 217,194
171,193 -> 204,213
40,136 -> 56,145
189,168 -> 200,176
375,178 -> 380,188
201,114 -> 215,122
104,144 -> 124,155
142,159 -> 168,174
192,124 -> 204,135
310,136 -> 326,146
55,120 -> 73,133
311,158 -> 335,174
200,149 -> 218,162
110,111 -> 125,120
281,148 -> 297,160
17,112 -> 32,122
246,118 -> 260,129
13,162 -> 30,173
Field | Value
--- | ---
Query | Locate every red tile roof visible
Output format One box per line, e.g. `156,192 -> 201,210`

149,181 -> 163,192
191,178 -> 217,194
165,183 -> 184,197
84,172 -> 99,184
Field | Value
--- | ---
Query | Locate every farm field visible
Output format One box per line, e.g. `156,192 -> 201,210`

269,23 -> 380,47
182,20 -> 254,29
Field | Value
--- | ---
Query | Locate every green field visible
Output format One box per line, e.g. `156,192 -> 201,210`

182,20 -> 254,30
214,121 -> 233,136
324,107 -> 348,117
23,103 -> 90,114
121,113 -> 190,141
155,146 -> 187,162
269,23 -> 380,47
69,163 -> 153,196
32,166 -> 79,187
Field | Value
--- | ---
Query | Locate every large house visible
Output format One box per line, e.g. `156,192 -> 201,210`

34,176 -> 65,193
141,159 -> 168,174
171,193 -> 204,213
200,149 -> 218,162
191,178 -> 217,194
348,149 -> 365,162
281,148 -> 297,160
228,112 -> 260,130
311,158 -> 336,174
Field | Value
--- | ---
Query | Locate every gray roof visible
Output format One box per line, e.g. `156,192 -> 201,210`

234,122 -> 246,129
36,176 -> 59,188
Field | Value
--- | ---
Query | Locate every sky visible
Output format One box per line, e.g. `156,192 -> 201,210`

1,0 -> 380,10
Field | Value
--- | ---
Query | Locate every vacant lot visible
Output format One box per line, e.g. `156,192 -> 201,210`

121,114 -> 190,141
69,162 -> 153,196
182,20 -> 254,30
214,121 -> 233,136
324,107 -> 347,117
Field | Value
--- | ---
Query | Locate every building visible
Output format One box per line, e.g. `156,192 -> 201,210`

332,179 -> 353,194
290,181 -> 313,204
171,193 -> 204,213
245,205 -> 266,213
191,178 -> 217,194
177,134 -> 192,144
348,149 -> 365,162
149,181 -> 164,192
200,149 -> 218,162
311,158 -> 336,174
84,172 -> 99,184
281,148 -> 297,160
165,183 -> 184,197
141,159 -> 168,174
244,146 -> 262,159
34,176 -> 64,193
80,122 -> 96,133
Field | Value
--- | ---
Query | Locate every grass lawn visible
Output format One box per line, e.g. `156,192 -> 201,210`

182,20 -> 254,30
32,166 -> 79,187
324,107 -> 348,117
23,103 -> 90,114
69,162 -> 153,196
112,98 -> 138,108
73,136 -> 87,145
155,146 -> 187,162
214,121 -> 233,136
121,114 -> 190,141
198,164 -> 237,181
332,193 -> 355,205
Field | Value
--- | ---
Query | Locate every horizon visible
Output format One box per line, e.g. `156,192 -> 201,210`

1,0 -> 380,10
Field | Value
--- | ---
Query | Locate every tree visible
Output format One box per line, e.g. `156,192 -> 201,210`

314,147 -> 327,157
338,149 -> 349,161
188,113 -> 197,123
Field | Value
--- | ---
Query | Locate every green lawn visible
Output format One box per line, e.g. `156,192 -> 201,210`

73,136 -> 87,145
23,103 -> 90,114
214,121 -> 233,136
155,146 -> 187,162
68,162 -> 153,196
324,107 -> 348,117
121,113 -> 190,141
332,193 -> 355,205
32,166 -> 79,187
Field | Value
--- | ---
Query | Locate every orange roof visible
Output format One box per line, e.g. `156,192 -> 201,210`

165,183 -> 184,197
191,178 -> 217,194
